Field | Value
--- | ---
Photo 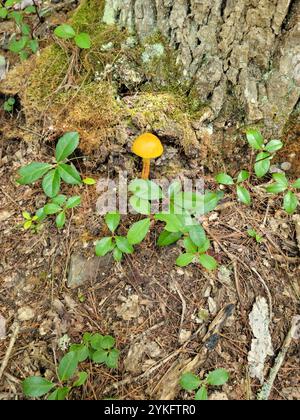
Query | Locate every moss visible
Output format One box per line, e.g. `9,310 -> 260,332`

71,0 -> 105,31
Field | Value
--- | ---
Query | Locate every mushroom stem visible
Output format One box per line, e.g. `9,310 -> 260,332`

142,158 -> 151,180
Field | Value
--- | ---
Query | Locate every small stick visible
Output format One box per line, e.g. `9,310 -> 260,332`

251,267 -> 273,320
257,316 -> 300,400
0,323 -> 20,382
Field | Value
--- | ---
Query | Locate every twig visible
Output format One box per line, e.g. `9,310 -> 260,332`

257,316 -> 300,400
171,280 -> 187,338
0,323 -> 20,382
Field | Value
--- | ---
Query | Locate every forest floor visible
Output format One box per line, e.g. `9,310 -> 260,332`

0,1 -> 300,401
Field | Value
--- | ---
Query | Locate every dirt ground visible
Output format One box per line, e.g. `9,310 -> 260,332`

0,0 -> 299,402
0,126 -> 299,400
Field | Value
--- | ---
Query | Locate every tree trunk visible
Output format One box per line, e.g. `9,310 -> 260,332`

102,0 -> 300,136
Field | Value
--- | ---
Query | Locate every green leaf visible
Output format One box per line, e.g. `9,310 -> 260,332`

199,254 -> 218,271
0,8 -> 8,19
44,203 -> 62,215
129,196 -> 151,215
66,196 -> 81,209
127,218 -> 151,245
105,212 -> 121,233
69,344 -> 89,362
265,139 -> 283,153
51,194 -> 67,205
95,237 -> 114,257
157,230 -> 182,247
56,212 -> 66,229
180,372 -> 201,391
48,387 -> 70,400
75,32 -> 91,49
283,191 -> 298,215
58,163 -> 82,185
28,39 -> 39,53
17,162 -> 52,185
58,351 -> 78,382
55,132 -> 79,162
195,386 -> 208,401
101,335 -> 116,350
215,173 -> 234,185
22,377 -> 55,398
113,247 -> 123,262
36,207 -> 47,221
54,24 -> 76,39
237,185 -> 251,205
199,192 -> 223,215
129,179 -> 162,201
237,170 -> 250,183
266,173 -> 288,194
21,23 -> 31,36
115,236 -> 134,254
22,211 -> 31,220
168,180 -> 182,198
198,239 -> 211,254
206,368 -> 229,386
106,349 -> 120,369
246,129 -> 264,150
42,169 -> 61,198
83,177 -> 96,185
24,6 -> 36,14
188,224 -> 207,247
73,372 -> 88,387
90,333 -> 104,350
184,237 -> 197,254
292,179 -> 300,189
19,50 -> 29,61
155,213 -> 184,233
8,36 -> 28,53
176,253 -> 195,267
255,152 -> 271,178
92,349 -> 108,364
23,220 -> 32,230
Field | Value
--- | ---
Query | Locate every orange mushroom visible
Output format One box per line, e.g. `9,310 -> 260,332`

132,133 -> 164,180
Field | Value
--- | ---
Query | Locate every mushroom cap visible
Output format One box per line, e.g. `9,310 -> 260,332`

132,133 -> 164,159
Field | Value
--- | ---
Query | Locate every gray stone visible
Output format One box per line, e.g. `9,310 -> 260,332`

67,253 -> 112,289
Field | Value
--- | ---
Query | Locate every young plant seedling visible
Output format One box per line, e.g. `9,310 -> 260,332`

246,129 -> 283,178
54,24 -> 91,49
95,211 -> 151,262
215,170 -> 251,205
247,229 -> 264,243
16,132 -> 93,198
22,332 -> 119,400
175,224 -> 218,271
43,195 -> 81,229
265,173 -> 300,214
3,97 -> 15,112
22,210 -> 44,233
180,369 -> 229,400
1,0 -> 40,60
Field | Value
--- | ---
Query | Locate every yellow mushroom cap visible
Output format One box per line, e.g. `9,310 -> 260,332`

132,133 -> 164,159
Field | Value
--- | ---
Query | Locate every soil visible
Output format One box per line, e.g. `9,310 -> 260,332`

0,1 -> 299,402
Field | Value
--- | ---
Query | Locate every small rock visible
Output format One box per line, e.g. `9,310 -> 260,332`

68,253 -> 112,289
17,306 -> 35,321
281,162 -> 292,171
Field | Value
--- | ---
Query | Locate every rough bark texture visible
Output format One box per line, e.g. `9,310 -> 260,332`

103,0 -> 300,136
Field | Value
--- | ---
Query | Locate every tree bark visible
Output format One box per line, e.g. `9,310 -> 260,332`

102,0 -> 300,136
